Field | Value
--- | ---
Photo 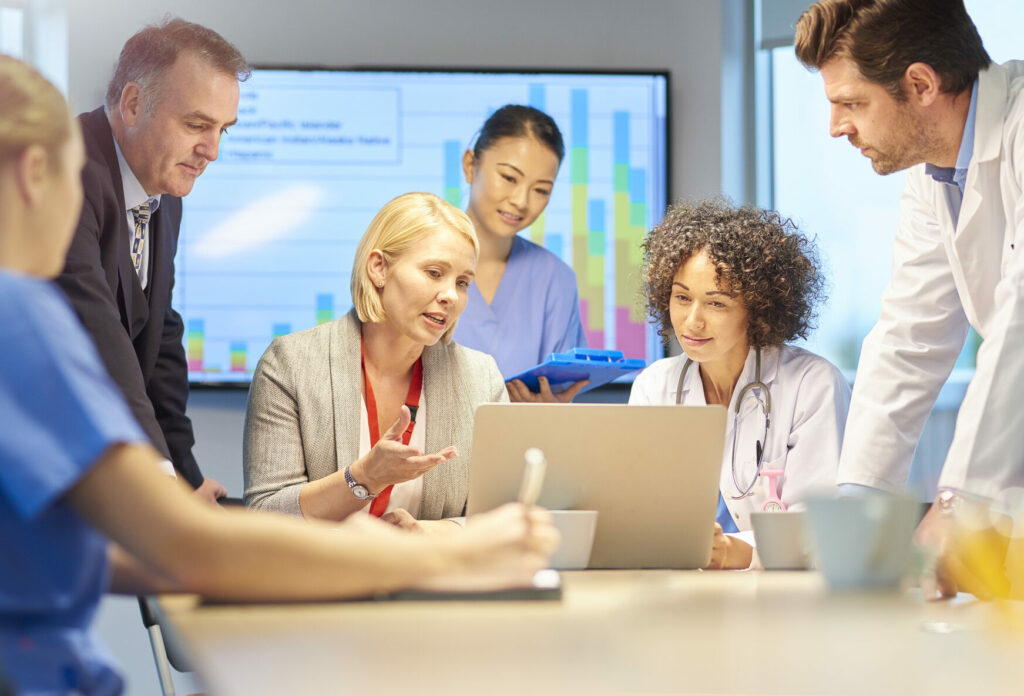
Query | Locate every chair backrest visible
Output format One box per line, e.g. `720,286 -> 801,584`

0,664 -> 13,696
139,493 -> 247,694
139,596 -> 195,673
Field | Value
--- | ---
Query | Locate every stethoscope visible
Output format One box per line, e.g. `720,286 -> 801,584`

677,346 -> 784,509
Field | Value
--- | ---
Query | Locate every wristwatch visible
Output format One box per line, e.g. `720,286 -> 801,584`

935,490 -> 961,518
344,465 -> 376,500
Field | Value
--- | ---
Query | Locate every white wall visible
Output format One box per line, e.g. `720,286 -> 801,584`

68,0 -> 726,201
65,2 -> 736,692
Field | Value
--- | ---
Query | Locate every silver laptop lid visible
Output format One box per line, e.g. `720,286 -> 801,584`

466,403 -> 726,569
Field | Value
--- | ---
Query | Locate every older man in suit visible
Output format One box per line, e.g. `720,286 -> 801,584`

56,18 -> 249,501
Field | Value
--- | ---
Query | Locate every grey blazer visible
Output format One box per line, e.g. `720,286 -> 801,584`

243,310 -> 508,519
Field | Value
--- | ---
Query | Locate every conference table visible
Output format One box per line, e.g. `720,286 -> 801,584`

157,570 -> 1024,695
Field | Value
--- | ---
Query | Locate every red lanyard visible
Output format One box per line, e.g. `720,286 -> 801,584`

360,338 -> 424,517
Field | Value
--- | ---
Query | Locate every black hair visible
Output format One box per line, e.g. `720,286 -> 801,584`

472,104 -> 565,163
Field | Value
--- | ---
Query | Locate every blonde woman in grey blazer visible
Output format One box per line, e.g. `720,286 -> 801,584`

244,193 -> 508,525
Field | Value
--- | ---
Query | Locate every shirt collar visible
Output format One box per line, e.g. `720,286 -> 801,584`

113,137 -> 161,214
924,79 -> 978,192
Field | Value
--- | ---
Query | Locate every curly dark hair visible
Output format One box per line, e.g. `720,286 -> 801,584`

642,200 -> 825,348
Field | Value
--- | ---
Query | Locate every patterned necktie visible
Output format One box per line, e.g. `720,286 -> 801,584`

130,201 -> 151,274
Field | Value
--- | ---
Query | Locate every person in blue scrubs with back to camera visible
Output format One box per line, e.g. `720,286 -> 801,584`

0,56 -> 558,696
629,200 -> 851,569
453,105 -> 590,402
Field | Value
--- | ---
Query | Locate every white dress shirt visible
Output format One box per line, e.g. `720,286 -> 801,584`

112,138 -> 161,290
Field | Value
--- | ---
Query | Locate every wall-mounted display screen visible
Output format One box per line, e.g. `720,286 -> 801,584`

176,67 -> 670,384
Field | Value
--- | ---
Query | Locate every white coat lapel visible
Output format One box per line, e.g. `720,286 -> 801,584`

756,344 -> 781,389
677,356 -> 703,405
952,64 -> 1010,330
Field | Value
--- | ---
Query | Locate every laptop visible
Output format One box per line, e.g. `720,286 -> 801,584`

466,403 -> 726,569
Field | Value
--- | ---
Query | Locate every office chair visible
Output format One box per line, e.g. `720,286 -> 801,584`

138,595 -> 194,696
0,664 -> 13,696
139,495 -> 244,696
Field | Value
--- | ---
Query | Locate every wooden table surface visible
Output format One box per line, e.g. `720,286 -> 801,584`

158,570 -> 1024,695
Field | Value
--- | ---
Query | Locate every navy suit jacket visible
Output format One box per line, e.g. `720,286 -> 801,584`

55,107 -> 203,488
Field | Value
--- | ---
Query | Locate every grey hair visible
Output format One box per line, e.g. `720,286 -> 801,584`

104,16 -> 250,114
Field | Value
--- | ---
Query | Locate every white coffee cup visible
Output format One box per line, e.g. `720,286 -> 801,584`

548,510 -> 599,570
750,510 -> 811,570
804,495 -> 920,591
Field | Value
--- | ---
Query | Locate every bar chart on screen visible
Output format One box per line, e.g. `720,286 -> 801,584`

176,69 -> 668,383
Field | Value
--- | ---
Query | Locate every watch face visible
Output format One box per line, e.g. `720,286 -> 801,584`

352,484 -> 371,500
937,491 -> 959,516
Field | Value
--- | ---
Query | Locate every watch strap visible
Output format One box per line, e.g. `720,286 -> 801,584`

344,465 -> 376,500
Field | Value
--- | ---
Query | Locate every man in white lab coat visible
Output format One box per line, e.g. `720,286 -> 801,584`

795,0 -> 1024,597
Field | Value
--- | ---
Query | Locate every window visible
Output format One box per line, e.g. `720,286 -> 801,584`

0,4 -> 25,58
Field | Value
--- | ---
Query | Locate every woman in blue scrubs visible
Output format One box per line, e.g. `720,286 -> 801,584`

453,105 -> 589,402
0,56 -> 557,695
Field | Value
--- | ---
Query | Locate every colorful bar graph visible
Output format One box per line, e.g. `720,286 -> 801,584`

528,84 -> 549,247
229,342 -> 247,372
613,111 -> 648,359
443,140 -> 462,207
316,293 -> 334,325
571,89 -> 605,349
528,83 -> 546,111
588,200 -> 605,256
180,77 -> 665,384
615,307 -> 646,362
187,319 -> 204,372
546,234 -> 564,263
630,167 -> 647,229
529,210 -> 546,246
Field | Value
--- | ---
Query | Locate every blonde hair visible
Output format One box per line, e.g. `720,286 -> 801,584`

0,55 -> 72,163
351,192 -> 479,344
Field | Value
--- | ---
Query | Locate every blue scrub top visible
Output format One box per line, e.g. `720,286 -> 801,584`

0,271 -> 147,695
453,235 -> 587,379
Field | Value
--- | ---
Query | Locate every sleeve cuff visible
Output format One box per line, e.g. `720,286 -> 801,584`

838,483 -> 889,498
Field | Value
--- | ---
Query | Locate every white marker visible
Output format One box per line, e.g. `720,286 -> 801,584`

518,447 -> 548,507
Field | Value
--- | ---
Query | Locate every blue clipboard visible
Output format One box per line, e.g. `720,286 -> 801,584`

507,348 -> 646,395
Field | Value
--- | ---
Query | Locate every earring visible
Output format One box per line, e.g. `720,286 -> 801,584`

377,281 -> 384,288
